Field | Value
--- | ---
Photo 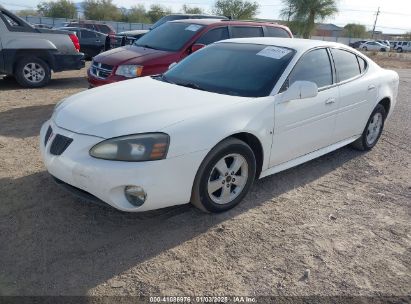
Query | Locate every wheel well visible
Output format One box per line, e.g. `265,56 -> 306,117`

230,132 -> 264,178
13,50 -> 53,73
379,98 -> 391,116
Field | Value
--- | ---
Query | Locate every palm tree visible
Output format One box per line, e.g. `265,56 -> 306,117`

281,0 -> 338,38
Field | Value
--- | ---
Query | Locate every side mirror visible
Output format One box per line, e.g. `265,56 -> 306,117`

281,81 -> 318,102
168,62 -> 178,70
191,43 -> 205,53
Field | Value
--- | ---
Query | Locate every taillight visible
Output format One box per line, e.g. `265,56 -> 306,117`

69,34 -> 80,52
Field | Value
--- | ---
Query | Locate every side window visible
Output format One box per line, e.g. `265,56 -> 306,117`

1,11 -> 22,27
357,56 -> 367,73
289,48 -> 333,89
197,27 -> 229,45
331,48 -> 361,82
231,26 -> 263,38
82,30 -> 96,39
265,27 -> 290,38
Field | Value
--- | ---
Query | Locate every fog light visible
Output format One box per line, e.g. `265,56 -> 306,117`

125,186 -> 146,207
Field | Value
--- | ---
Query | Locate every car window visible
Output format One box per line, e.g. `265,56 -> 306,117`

231,26 -> 263,38
331,48 -> 361,82
265,27 -> 290,38
82,30 -> 96,38
1,11 -> 22,27
196,27 -> 229,45
289,48 -> 332,88
135,22 -> 204,52
357,56 -> 367,73
163,42 -> 295,97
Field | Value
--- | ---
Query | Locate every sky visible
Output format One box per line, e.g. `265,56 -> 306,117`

1,0 -> 410,34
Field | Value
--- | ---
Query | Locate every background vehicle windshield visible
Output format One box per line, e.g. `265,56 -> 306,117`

163,43 -> 295,97
135,22 -> 204,52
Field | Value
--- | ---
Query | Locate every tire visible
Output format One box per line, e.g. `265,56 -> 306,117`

397,48 -> 403,53
351,104 -> 386,151
380,48 -> 386,52
363,47 -> 368,51
15,57 -> 51,88
191,138 -> 256,213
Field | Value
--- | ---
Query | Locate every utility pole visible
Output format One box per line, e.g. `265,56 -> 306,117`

371,7 -> 380,39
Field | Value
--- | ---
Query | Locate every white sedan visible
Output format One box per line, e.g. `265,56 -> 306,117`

40,38 -> 399,213
360,41 -> 390,52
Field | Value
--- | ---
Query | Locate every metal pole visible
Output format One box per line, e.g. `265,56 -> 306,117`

371,7 -> 380,39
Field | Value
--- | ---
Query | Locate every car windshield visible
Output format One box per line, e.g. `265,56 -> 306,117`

162,43 -> 295,97
135,22 -> 203,52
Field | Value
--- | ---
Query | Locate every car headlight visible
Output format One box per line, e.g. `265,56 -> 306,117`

90,133 -> 169,161
115,65 -> 143,78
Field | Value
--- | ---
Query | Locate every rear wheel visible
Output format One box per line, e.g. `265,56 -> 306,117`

15,57 -> 51,88
363,47 -> 368,51
351,104 -> 386,151
397,47 -> 403,53
191,138 -> 256,213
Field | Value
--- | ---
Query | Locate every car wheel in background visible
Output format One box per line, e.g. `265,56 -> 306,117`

363,47 -> 368,51
351,104 -> 386,151
191,138 -> 256,213
15,57 -> 51,88
380,48 -> 386,52
397,48 -> 403,53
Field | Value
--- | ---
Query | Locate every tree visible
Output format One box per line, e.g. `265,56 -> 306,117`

37,0 -> 77,19
181,4 -> 204,14
281,0 -> 338,38
343,23 -> 367,38
16,9 -> 40,17
212,0 -> 259,20
120,4 -> 150,23
83,0 -> 120,21
147,4 -> 172,23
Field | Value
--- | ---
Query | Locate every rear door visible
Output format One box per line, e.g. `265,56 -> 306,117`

270,48 -> 339,166
331,48 -> 377,140
195,26 -> 229,45
80,29 -> 101,57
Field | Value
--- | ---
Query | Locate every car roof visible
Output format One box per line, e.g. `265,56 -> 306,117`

171,19 -> 290,29
215,37 -> 348,52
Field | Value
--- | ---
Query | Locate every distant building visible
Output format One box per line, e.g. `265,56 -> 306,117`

315,23 -> 343,37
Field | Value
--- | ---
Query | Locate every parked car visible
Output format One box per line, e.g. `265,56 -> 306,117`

377,39 -> 390,47
360,41 -> 390,52
395,41 -> 411,52
0,6 -> 84,87
150,13 -> 229,30
117,29 -> 147,40
32,23 -> 52,29
87,19 -> 293,87
55,27 -> 107,58
349,40 -> 366,49
41,38 -> 399,213
63,21 -> 115,35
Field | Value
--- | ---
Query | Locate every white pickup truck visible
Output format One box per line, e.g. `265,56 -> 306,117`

0,5 -> 84,87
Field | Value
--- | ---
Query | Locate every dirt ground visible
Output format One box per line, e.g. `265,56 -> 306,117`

0,61 -> 410,298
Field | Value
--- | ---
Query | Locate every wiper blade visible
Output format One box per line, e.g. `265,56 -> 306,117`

136,44 -> 158,50
175,82 -> 206,91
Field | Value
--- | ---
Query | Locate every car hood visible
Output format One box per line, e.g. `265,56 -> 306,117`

53,77 -> 247,138
93,45 -> 170,65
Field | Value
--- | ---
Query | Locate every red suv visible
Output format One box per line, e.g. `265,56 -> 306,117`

87,19 -> 292,87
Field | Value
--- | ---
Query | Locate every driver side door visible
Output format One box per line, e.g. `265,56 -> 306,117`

270,48 -> 339,166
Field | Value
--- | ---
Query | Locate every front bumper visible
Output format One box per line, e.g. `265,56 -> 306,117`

40,120 -> 208,212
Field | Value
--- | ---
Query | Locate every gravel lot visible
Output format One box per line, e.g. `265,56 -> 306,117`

0,62 -> 410,297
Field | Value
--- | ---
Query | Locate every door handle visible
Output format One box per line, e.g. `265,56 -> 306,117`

368,84 -> 376,90
325,97 -> 336,105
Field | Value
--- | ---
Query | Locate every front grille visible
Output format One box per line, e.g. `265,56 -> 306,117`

50,134 -> 73,156
44,126 -> 52,146
90,61 -> 113,79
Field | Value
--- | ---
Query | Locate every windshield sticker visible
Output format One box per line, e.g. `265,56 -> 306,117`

256,46 -> 291,59
185,24 -> 202,32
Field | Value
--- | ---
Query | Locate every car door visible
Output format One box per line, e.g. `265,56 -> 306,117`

0,26 -> 4,73
270,48 -> 339,166
331,48 -> 377,141
80,29 -> 101,57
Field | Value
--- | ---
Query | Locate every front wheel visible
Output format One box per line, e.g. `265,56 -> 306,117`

351,104 -> 386,151
363,47 -> 368,51
191,138 -> 256,213
397,48 -> 403,53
